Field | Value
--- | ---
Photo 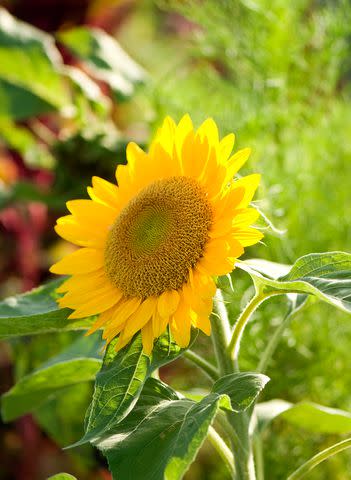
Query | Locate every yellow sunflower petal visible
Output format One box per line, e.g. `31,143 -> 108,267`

85,305 -> 118,335
197,118 -> 219,146
197,254 -> 234,276
175,114 -> 193,153
150,116 -> 176,156
66,199 -> 117,225
56,269 -> 106,294
157,289 -> 180,318
114,329 -> 134,352
212,186 -> 246,222
50,248 -> 104,275
192,313 -> 211,336
103,297 -> 142,338
170,297 -> 192,348
67,287 -> 122,318
225,148 -> 251,181
181,131 -> 209,179
232,208 -> 260,228
122,297 -> 157,339
55,219 -> 107,248
141,320 -> 154,355
234,174 -> 261,208
88,176 -> 120,209
60,283 -> 122,309
192,271 -> 217,299
219,133 -> 235,160
126,141 -> 148,171
233,227 -> 264,246
152,309 -> 169,338
115,164 -> 133,189
182,281 -> 214,317
209,217 -> 234,239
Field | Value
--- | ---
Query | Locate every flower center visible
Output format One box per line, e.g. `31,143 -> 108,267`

104,176 -> 213,298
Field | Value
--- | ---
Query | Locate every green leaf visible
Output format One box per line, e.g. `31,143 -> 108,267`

1,333 -> 103,421
256,399 -> 351,434
34,382 -> 93,446
237,252 -> 351,313
212,372 -> 269,412
0,78 -> 53,119
58,27 -> 145,100
96,378 -> 225,480
0,8 -> 69,118
0,279 -> 93,339
47,475 -> 77,480
0,118 -> 55,168
75,329 -> 196,447
80,334 -> 149,445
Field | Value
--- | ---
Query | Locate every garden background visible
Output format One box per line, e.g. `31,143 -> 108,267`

0,0 -> 350,479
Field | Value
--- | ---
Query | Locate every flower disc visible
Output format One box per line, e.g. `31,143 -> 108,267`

105,176 -> 213,298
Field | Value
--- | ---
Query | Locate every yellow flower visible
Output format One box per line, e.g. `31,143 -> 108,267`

50,115 -> 263,354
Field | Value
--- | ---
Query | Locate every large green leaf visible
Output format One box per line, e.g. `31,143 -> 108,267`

1,333 -> 103,421
212,372 -> 269,412
96,378 -> 229,480
0,8 -> 69,118
76,329 -> 193,446
0,279 -> 93,339
0,78 -> 53,119
237,252 -> 351,313
58,27 -> 145,100
34,382 -> 93,446
256,399 -> 351,434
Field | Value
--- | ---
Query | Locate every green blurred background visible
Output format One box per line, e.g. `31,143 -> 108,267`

0,0 -> 350,478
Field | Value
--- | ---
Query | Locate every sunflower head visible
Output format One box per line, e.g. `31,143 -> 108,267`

50,115 -> 263,354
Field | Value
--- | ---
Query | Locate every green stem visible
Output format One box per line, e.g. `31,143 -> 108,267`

287,437 -> 351,480
207,426 -> 235,477
227,412 -> 256,480
216,411 -> 247,456
227,292 -> 267,369
253,434 -> 265,480
183,349 -> 219,381
211,289 -> 256,480
211,290 -> 233,375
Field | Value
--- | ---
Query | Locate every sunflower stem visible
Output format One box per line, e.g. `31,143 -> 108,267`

211,288 -> 256,480
183,349 -> 219,380
227,292 -> 267,369
253,434 -> 265,480
207,426 -> 235,477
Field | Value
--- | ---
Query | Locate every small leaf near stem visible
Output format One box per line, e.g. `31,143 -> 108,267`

287,437 -> 351,480
207,426 -> 235,477
183,349 -> 219,381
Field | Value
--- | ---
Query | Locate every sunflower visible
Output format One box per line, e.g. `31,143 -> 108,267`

50,115 -> 263,354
